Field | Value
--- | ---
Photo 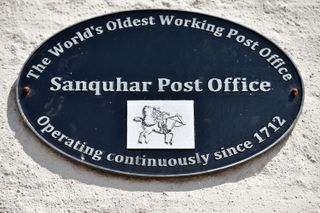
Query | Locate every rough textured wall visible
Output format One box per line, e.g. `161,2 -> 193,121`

1,0 -> 319,212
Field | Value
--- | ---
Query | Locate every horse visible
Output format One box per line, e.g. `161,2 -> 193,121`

133,106 -> 185,145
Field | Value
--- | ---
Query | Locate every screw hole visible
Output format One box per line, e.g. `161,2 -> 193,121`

290,88 -> 298,97
22,86 -> 31,94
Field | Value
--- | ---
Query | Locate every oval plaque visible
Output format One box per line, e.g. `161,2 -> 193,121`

16,10 -> 303,177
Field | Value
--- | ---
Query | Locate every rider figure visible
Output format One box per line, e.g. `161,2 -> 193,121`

133,106 -> 173,144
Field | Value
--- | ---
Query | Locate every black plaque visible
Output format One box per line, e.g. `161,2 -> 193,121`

16,10 -> 303,177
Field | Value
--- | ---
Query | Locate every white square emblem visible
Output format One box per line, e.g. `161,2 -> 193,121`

127,100 -> 195,149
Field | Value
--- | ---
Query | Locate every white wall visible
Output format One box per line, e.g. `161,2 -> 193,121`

1,0 -> 319,212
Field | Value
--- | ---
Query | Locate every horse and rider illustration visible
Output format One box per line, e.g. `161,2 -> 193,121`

133,105 -> 185,145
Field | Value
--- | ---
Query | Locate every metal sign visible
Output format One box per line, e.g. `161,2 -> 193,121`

16,10 -> 303,177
